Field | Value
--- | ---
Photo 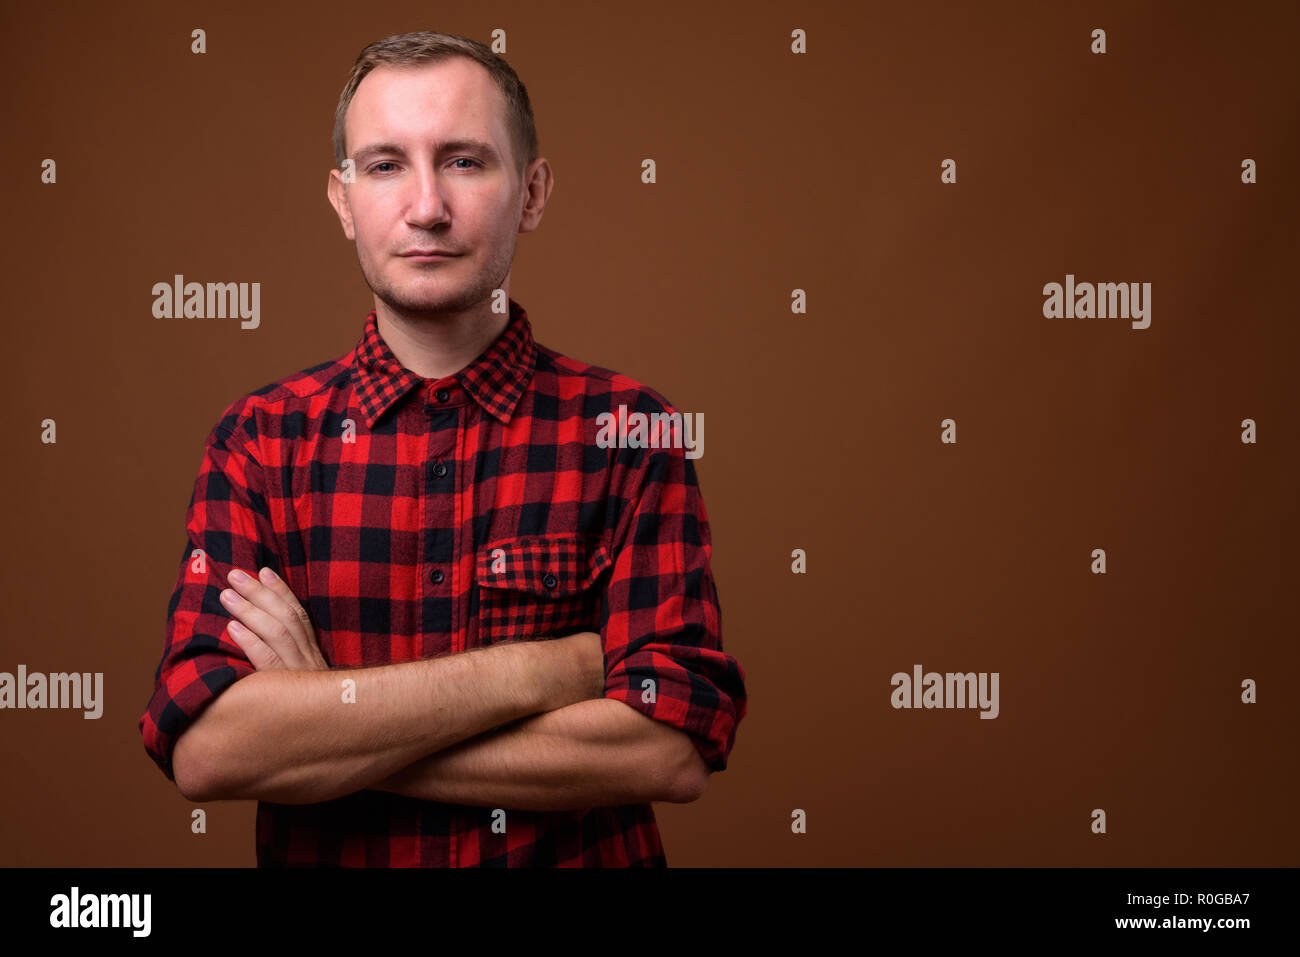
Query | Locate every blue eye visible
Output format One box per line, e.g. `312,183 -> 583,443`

370,162 -> 396,173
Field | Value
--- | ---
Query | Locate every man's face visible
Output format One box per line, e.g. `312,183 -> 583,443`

331,58 -> 524,316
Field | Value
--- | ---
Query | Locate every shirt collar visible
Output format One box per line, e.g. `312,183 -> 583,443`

351,298 -> 537,429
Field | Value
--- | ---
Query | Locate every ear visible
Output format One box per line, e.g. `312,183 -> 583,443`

518,157 -> 554,235
326,168 -> 355,241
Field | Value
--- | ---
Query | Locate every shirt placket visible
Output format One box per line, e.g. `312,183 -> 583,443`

417,376 -> 464,866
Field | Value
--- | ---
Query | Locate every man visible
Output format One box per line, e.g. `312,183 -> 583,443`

138,31 -> 746,867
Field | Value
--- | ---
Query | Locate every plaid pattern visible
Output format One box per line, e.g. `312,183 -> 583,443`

475,535 -> 613,646
139,298 -> 747,866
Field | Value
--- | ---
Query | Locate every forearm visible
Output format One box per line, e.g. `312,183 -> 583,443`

371,698 -> 705,811
175,639 -> 579,805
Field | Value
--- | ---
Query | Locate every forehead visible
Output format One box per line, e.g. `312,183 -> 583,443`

347,58 -> 507,150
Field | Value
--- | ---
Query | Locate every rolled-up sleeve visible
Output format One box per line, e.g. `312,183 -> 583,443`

600,395 -> 747,773
139,405 -> 279,782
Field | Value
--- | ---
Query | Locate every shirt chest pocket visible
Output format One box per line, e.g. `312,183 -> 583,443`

474,535 -> 613,646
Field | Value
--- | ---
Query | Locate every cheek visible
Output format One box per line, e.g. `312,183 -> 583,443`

351,197 -> 393,242
355,221 -> 392,266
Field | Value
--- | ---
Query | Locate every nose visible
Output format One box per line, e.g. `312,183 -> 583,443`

405,165 -> 449,229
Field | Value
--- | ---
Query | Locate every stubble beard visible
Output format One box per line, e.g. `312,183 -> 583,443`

363,240 -> 516,319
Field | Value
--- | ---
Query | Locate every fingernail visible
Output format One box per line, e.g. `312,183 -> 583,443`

229,569 -> 251,584
258,567 -> 277,584
229,620 -> 244,634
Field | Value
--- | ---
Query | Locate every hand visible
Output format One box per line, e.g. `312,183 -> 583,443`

220,566 -> 329,671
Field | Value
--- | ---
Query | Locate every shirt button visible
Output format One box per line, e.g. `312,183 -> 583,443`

542,573 -> 557,589
435,388 -> 450,402
432,462 -> 448,478
430,568 -> 444,584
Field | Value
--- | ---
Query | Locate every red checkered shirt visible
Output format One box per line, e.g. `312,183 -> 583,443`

139,298 -> 746,866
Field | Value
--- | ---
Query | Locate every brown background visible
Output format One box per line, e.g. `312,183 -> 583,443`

1,0 -> 1296,866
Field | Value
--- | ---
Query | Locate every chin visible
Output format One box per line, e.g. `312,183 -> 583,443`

386,288 -> 471,314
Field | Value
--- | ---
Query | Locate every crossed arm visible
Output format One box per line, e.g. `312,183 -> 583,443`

170,566 -> 710,809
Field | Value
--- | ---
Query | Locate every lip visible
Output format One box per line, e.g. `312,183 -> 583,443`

401,250 -> 459,261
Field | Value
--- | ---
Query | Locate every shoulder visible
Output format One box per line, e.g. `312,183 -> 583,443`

532,341 -> 684,419
531,342 -> 703,474
205,351 -> 353,450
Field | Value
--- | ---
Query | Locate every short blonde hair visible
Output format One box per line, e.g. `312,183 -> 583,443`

333,31 -> 539,180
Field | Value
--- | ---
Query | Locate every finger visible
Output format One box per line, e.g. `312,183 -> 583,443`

227,620 -> 283,671
220,586 -> 307,669
225,567 -> 311,655
255,567 -> 315,632
226,568 -> 306,641
256,568 -> 327,669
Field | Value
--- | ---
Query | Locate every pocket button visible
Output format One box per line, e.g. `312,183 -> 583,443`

474,535 -> 612,646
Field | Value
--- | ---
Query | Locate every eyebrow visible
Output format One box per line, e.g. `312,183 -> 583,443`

352,140 -> 502,165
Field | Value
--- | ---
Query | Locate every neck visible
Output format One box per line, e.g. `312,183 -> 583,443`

375,298 -> 511,380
